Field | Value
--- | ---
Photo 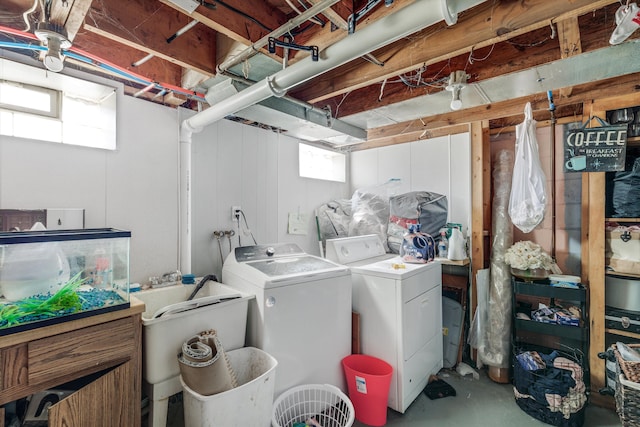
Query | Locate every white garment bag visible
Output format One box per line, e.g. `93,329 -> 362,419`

509,102 -> 547,233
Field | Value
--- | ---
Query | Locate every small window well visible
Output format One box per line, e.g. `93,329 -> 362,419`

299,143 -> 346,182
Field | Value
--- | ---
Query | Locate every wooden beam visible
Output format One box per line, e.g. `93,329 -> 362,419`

50,0 -> 93,41
352,123 -> 468,151
292,0 -> 619,104
470,120 -> 487,334
159,0 -> 286,47
71,31 -> 183,88
557,16 -> 582,98
82,0 -> 217,76
318,25 -> 561,119
367,71 -> 640,141
308,5 -> 615,119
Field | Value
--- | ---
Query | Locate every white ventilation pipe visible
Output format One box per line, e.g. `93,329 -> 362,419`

216,0 -> 341,75
184,0 -> 485,134
178,0 -> 485,273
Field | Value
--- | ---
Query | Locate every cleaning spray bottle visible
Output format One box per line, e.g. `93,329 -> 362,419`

438,230 -> 448,259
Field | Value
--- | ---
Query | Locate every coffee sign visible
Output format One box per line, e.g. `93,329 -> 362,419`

563,117 -> 627,173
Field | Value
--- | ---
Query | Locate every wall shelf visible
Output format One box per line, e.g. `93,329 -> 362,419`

605,218 -> 640,223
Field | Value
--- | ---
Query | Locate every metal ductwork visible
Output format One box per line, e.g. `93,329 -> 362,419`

204,78 -> 367,145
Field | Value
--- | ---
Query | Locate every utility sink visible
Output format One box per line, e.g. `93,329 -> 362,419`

134,280 -> 253,427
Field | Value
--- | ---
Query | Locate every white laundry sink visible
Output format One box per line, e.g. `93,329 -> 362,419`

134,280 -> 252,427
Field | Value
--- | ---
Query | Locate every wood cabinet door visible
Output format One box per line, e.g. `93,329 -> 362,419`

48,361 -> 135,427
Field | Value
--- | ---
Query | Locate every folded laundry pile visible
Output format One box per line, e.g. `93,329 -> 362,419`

513,349 -> 587,425
531,303 -> 580,327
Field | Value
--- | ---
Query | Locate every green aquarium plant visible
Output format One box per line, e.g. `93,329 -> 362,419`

0,272 -> 85,328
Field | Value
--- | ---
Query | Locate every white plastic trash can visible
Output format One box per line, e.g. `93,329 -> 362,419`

181,346 -> 278,427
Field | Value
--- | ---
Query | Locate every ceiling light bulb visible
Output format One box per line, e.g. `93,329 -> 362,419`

42,37 -> 64,72
445,71 -> 468,111
449,85 -> 463,110
34,22 -> 72,73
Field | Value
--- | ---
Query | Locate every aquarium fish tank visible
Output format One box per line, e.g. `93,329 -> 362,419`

0,228 -> 131,335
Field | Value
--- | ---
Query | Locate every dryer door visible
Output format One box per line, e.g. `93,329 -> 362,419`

403,284 -> 441,360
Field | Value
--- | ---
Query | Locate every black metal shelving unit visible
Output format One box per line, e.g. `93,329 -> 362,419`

512,278 -> 590,388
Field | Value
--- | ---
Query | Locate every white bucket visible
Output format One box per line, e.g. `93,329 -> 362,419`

181,346 -> 277,427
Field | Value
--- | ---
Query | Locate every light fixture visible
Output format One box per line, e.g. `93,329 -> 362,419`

445,71 -> 468,111
34,22 -> 71,73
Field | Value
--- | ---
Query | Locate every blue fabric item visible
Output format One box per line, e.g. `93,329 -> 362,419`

517,351 -> 545,371
527,367 -> 576,403
539,350 -> 559,365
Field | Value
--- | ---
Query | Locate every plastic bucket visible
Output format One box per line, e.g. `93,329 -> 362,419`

341,354 -> 393,426
181,347 -> 277,427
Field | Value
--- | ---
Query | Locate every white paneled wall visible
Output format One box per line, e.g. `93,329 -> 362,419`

351,133 -> 471,235
189,117 -> 350,278
0,94 -> 180,285
0,58 -> 466,285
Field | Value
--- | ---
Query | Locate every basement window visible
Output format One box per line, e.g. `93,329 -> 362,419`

299,143 -> 346,182
0,81 -> 59,117
0,59 -> 116,150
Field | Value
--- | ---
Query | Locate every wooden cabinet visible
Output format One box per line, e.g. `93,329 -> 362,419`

0,298 -> 144,426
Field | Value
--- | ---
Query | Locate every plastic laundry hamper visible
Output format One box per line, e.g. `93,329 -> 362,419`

272,384 -> 355,427
181,346 -> 277,427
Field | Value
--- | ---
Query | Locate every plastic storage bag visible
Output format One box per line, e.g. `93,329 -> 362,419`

349,179 -> 401,251
612,155 -> 640,217
387,191 -> 448,254
509,102 -> 547,233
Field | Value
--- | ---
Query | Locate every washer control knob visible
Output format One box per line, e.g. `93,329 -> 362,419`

266,247 -> 275,257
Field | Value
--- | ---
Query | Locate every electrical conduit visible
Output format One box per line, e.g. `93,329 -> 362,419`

178,0 -> 486,272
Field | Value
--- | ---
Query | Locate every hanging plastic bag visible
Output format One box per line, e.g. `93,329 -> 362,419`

509,102 -> 546,233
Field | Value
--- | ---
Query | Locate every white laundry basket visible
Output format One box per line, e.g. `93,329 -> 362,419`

181,346 -> 277,427
272,384 -> 355,427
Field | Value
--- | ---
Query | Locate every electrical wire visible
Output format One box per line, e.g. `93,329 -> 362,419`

0,25 -> 207,102
23,0 -> 39,31
239,210 -> 257,245
200,0 -> 273,32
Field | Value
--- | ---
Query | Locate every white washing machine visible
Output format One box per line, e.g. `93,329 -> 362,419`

326,234 -> 443,413
222,242 -> 352,398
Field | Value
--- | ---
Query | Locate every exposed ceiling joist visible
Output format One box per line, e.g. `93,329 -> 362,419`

83,0 -> 217,76
0,0 -> 635,150
557,16 -> 582,98
158,0 -> 286,47
49,0 -> 92,40
291,0 -> 619,104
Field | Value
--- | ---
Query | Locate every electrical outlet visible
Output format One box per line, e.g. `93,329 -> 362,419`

232,206 -> 241,221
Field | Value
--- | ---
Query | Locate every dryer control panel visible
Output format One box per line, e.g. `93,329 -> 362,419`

235,243 -> 303,262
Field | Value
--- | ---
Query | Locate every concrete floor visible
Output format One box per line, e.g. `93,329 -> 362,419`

164,367 -> 622,427
351,369 -> 621,427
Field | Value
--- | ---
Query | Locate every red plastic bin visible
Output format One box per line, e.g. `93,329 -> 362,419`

341,354 -> 393,426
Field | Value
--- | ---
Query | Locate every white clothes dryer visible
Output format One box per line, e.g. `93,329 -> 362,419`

222,243 -> 352,398
326,234 -> 443,413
